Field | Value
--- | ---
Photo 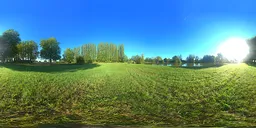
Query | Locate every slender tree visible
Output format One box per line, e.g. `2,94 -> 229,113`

118,44 -> 125,62
97,43 -> 104,62
140,54 -> 144,64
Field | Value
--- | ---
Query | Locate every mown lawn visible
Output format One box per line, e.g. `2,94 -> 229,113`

0,63 -> 255,127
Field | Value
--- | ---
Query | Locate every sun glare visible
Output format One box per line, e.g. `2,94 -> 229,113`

217,38 -> 249,62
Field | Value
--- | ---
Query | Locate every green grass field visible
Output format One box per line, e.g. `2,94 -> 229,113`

0,63 -> 256,127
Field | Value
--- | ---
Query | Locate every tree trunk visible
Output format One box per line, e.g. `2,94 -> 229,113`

50,58 -> 52,64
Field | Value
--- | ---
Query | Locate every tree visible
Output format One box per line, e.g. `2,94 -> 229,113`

0,29 -> 21,62
145,57 -> 153,64
179,55 -> 182,61
216,53 -> 224,64
40,37 -> 61,64
155,56 -> 162,64
131,55 -> 142,64
140,54 -> 144,64
63,48 -> 74,63
97,43 -> 104,62
195,56 -> 199,63
76,56 -> 85,64
201,55 -> 215,63
246,37 -> 256,63
118,44 -> 125,62
17,43 -> 25,60
167,58 -> 171,65
163,58 -> 171,65
81,44 -> 96,63
17,40 -> 38,62
114,45 -> 119,62
123,55 -> 128,62
186,54 -> 195,63
172,55 -> 182,64
73,47 -> 81,60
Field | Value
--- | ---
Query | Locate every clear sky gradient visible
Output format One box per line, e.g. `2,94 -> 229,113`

0,0 -> 256,58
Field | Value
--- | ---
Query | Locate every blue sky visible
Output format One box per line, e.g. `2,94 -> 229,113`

0,0 -> 256,59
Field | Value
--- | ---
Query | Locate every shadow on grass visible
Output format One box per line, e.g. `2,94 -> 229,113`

38,124 -> 123,128
247,63 -> 256,68
0,63 -> 101,73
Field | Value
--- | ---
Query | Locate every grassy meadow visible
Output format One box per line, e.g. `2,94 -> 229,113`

0,63 -> 256,127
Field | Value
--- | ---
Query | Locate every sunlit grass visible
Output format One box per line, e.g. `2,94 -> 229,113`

0,63 -> 255,127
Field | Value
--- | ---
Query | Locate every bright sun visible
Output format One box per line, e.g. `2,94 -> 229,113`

217,38 -> 249,62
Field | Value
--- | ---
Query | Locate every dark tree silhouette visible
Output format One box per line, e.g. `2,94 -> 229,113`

186,54 -> 195,63
201,55 -> 215,63
0,29 -> 21,62
246,37 -> 256,63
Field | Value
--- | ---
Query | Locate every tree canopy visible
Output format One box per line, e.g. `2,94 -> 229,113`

172,55 -> 182,64
0,29 -> 21,62
17,40 -> 38,62
186,54 -> 195,63
201,55 -> 215,63
246,37 -> 256,62
40,37 -> 61,63
1,28 -> 256,65
63,48 -> 74,63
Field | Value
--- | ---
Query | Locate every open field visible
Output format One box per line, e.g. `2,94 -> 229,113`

0,63 -> 256,127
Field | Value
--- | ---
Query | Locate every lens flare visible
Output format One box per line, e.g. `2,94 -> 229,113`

217,38 -> 249,62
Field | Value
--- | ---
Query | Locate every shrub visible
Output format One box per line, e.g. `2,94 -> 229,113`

76,56 -> 85,64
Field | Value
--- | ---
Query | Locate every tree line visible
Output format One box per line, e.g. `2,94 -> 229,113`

0,29 -> 62,63
1,29 -> 256,65
129,54 -> 227,65
0,29 -> 127,64
63,43 -> 127,63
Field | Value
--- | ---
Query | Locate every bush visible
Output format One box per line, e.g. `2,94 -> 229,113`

76,56 -> 85,64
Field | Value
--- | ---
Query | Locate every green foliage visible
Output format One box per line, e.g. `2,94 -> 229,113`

216,53 -> 224,64
97,42 -> 104,62
0,29 -> 21,62
155,56 -> 162,64
246,37 -> 256,63
16,40 -> 38,62
75,56 -> 85,64
145,57 -> 152,63
73,47 -> 81,60
40,37 -> 61,63
187,54 -> 195,63
202,55 -> 216,63
195,56 -> 200,63
96,43 -> 124,62
118,44 -> 125,62
81,44 -> 97,63
123,55 -> 128,62
131,54 -> 144,64
63,48 -> 74,63
172,55 -> 182,64
140,54 -> 144,64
